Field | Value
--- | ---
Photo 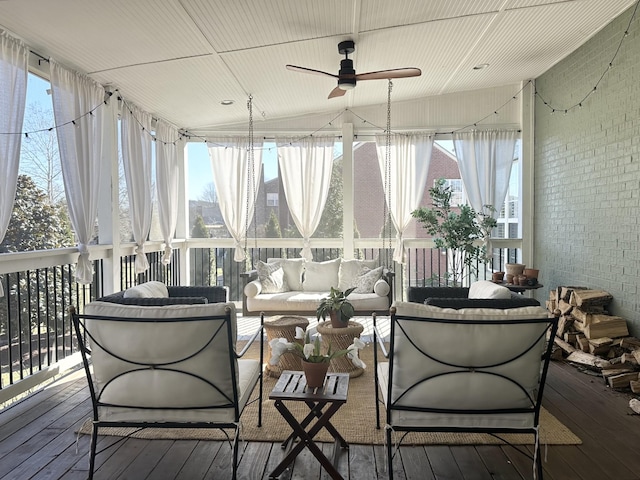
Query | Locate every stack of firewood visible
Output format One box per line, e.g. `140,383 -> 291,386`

547,286 -> 640,393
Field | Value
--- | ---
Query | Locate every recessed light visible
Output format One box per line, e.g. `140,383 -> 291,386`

473,63 -> 489,70
220,100 -> 234,106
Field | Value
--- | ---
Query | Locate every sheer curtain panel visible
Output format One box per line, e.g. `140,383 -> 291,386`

276,136 -> 335,261
0,32 -> 28,297
155,120 -> 181,264
121,102 -> 153,274
375,134 -> 434,263
208,138 -> 263,262
50,59 -> 108,284
452,130 -> 518,216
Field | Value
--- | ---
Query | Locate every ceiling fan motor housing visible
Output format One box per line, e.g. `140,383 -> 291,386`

338,58 -> 356,89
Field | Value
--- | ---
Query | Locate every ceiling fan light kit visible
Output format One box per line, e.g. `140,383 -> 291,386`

286,39 -> 421,99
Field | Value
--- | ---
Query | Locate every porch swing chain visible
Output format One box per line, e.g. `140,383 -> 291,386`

383,80 -> 393,268
245,95 -> 257,268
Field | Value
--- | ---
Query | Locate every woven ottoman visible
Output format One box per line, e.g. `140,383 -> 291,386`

264,315 -> 309,378
316,320 -> 364,378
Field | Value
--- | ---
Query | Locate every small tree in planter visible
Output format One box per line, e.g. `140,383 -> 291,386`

412,178 -> 497,286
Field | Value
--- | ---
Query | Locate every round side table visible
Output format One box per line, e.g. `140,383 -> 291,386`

316,320 -> 364,378
264,315 -> 309,378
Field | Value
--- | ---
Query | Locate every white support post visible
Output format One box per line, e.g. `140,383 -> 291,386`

177,141 -> 190,285
96,97 -> 120,295
521,80 -> 535,267
342,123 -> 354,260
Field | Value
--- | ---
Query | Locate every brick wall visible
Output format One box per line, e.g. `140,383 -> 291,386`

534,5 -> 640,335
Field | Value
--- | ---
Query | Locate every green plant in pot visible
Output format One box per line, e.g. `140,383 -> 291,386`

412,178 -> 497,286
316,286 -> 356,328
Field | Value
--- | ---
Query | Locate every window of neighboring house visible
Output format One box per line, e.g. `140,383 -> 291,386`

267,193 -> 279,206
441,178 -> 464,206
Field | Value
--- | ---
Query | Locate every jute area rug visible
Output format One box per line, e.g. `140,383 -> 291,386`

78,342 -> 581,446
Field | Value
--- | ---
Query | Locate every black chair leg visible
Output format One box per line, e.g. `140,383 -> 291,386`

385,427 -> 394,480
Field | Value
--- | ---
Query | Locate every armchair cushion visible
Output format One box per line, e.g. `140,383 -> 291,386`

302,258 -> 340,291
468,280 -> 511,299
123,281 -> 169,298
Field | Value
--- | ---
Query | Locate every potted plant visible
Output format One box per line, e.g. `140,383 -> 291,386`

316,286 -> 356,328
268,327 -> 365,388
411,178 -> 497,285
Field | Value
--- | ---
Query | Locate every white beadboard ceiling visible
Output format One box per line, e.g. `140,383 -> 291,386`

0,0 -> 635,135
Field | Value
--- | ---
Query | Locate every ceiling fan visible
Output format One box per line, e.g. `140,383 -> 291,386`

286,40 -> 422,99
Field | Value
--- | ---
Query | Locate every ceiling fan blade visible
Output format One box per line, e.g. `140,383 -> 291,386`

356,67 -> 422,81
286,64 -> 338,79
328,86 -> 347,99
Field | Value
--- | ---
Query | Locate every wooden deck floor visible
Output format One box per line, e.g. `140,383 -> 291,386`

1,360 -> 639,480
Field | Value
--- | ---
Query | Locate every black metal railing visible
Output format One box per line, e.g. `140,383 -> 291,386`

0,260 -> 103,390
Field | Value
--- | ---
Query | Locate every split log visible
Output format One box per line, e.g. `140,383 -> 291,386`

630,398 -> 640,414
577,336 -> 590,352
630,380 -> 640,394
566,350 -> 600,368
619,337 -> 640,349
606,372 -> 640,389
589,337 -> 613,356
556,315 -> 574,337
620,353 -> 639,366
561,286 -> 588,302
569,289 -> 613,308
631,350 -> 640,364
564,332 -> 579,344
584,316 -> 629,339
553,336 -> 576,355
558,300 -> 573,316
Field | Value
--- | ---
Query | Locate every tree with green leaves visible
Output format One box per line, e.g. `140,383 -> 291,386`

412,178 -> 497,285
265,210 -> 282,238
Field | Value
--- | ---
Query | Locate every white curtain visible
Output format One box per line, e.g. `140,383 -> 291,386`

0,32 -> 28,297
208,138 -> 263,262
121,102 -> 153,274
376,134 -> 434,264
452,130 -> 518,216
276,136 -> 335,261
155,119 -> 180,265
50,59 -> 107,284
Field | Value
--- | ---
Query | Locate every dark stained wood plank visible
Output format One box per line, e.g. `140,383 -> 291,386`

289,443 -> 323,480
237,441 -> 272,480
347,444 -> 378,480
449,446 -> 493,480
320,441 -> 349,480
373,444 -> 391,480
399,446 -> 430,480
93,438 -> 148,479
118,439 -> 174,479
173,441 -> 220,479
145,440 -> 199,480
425,445 -> 464,479
475,445 -> 524,480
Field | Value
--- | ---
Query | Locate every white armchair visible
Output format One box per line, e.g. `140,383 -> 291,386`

72,301 -> 263,480
373,302 -> 558,480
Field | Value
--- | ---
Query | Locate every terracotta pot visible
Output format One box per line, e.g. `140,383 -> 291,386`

505,273 -> 514,284
302,360 -> 329,388
329,310 -> 348,329
492,271 -> 505,283
518,275 -> 528,286
523,268 -> 539,279
505,263 -> 525,277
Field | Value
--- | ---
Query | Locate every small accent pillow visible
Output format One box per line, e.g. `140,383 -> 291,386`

373,278 -> 390,297
256,261 -> 288,293
267,257 -> 304,291
353,266 -> 384,293
302,258 -> 341,292
468,280 -> 511,299
123,281 -> 169,298
338,258 -> 378,291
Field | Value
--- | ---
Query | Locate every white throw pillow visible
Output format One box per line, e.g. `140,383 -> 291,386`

353,266 -> 384,293
373,278 -> 390,297
338,258 -> 378,291
123,281 -> 169,298
302,258 -> 341,292
267,257 -> 305,291
468,280 -> 511,299
256,261 -> 288,293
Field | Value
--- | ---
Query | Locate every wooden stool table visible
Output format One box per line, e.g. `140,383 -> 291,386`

268,370 -> 350,480
316,321 -> 364,377
264,315 -> 310,377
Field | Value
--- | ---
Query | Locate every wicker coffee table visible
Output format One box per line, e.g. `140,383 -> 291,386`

264,315 -> 309,377
316,320 -> 364,378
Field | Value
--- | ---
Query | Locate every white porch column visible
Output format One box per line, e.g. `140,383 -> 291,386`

342,123 -> 354,259
96,95 -> 119,295
521,81 -> 535,268
177,142 -> 190,285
